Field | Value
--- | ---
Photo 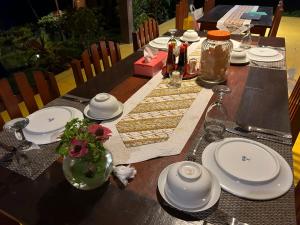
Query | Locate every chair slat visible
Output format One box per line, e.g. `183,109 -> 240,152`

45,73 -> 60,98
148,19 -> 154,40
82,49 -> 94,80
0,79 -> 22,119
99,41 -> 110,70
144,20 -> 150,44
268,3 -> 283,37
204,0 -> 215,15
0,115 -> 4,131
70,59 -> 85,86
289,76 -> 300,143
14,72 -> 38,114
90,43 -> 102,74
115,42 -> 121,61
108,41 -> 118,65
33,71 -> 54,104
139,24 -> 146,47
132,32 -> 141,52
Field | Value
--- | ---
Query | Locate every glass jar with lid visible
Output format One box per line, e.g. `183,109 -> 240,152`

198,30 -> 233,86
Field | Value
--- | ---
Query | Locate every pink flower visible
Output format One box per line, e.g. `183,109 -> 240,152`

69,139 -> 88,158
88,124 -> 112,141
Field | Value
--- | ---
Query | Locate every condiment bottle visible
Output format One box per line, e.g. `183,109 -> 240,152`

165,43 -> 175,77
177,43 -> 188,76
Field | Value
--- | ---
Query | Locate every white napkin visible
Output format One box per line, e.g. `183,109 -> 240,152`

113,165 -> 137,186
144,46 -> 158,63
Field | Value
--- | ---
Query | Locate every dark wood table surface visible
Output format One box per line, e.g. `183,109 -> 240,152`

198,5 -> 273,35
0,35 -> 295,225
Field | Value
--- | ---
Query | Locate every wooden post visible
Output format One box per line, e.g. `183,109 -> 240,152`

119,0 -> 133,43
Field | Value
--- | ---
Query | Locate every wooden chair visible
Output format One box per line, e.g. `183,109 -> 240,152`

268,1 -> 284,37
203,0 -> 215,15
175,0 -> 189,30
70,40 -> 121,86
289,76 -> 300,143
132,18 -> 159,52
0,71 -> 59,130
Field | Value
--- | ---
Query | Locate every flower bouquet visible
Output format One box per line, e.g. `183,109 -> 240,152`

56,118 -> 113,190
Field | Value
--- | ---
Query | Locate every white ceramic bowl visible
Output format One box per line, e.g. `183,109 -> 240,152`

164,161 -> 212,209
230,48 -> 248,64
89,93 -> 119,118
182,30 -> 199,42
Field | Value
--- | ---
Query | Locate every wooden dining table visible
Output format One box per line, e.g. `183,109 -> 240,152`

0,33 -> 297,225
198,5 -> 273,36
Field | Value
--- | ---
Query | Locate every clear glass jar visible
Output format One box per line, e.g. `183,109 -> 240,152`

198,30 -> 233,85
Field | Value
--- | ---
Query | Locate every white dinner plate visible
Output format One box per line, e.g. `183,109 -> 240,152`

214,138 -> 280,183
23,107 -> 83,145
83,101 -> 124,121
247,51 -> 284,62
248,47 -> 279,57
179,36 -> 201,43
152,37 -> 171,45
157,163 -> 221,212
202,138 -> 293,200
149,39 -> 181,50
25,106 -> 73,134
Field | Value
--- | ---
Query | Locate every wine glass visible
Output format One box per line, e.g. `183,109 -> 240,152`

3,118 -> 33,151
204,85 -> 231,142
240,24 -> 253,49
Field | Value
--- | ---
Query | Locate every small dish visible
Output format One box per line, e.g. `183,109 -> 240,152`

149,39 -> 181,50
248,47 -> 279,57
247,51 -> 284,62
84,101 -> 123,120
25,107 -> 73,134
180,36 -> 201,43
158,162 -> 221,212
214,138 -> 280,183
23,107 -> 83,145
230,48 -> 249,65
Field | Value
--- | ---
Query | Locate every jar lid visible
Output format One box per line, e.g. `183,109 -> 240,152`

207,30 -> 230,41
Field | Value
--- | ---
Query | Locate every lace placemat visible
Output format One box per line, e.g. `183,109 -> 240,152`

249,47 -> 287,70
116,79 -> 202,148
178,121 -> 296,225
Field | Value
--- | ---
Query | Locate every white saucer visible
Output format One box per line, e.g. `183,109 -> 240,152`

25,106 -> 73,134
149,39 -> 181,50
214,138 -> 280,183
23,107 -> 84,145
158,163 -> 221,212
152,37 -> 170,45
180,36 -> 201,43
202,137 -> 293,200
230,56 -> 249,65
247,51 -> 284,62
249,47 -> 279,57
84,101 -> 123,120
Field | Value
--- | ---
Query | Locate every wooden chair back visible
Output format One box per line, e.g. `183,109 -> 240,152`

0,71 -> 59,130
70,40 -> 121,85
289,76 -> 300,143
203,0 -> 215,15
268,2 -> 284,37
132,18 -> 159,52
175,0 -> 189,30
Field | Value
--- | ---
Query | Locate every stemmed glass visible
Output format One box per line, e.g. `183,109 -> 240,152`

204,85 -> 231,142
4,118 -> 33,151
240,24 -> 254,49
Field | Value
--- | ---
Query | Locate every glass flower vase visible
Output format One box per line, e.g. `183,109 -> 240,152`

62,149 -> 113,190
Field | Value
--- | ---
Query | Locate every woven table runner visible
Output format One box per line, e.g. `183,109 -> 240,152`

116,79 -> 202,148
180,121 -> 296,225
217,5 -> 258,34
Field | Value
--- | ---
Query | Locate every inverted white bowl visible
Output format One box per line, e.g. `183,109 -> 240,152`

182,30 -> 199,42
89,93 -> 119,118
164,161 -> 212,209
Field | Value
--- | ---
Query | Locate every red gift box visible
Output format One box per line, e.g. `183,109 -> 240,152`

134,51 -> 168,77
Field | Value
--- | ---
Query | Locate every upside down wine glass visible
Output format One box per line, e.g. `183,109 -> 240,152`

204,85 -> 231,142
240,24 -> 254,49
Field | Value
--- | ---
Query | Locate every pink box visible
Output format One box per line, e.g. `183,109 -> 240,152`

134,51 -> 168,77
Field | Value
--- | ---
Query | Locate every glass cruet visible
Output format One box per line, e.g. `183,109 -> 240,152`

204,85 -> 231,142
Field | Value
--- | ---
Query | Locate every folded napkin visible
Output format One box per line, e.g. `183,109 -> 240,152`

113,165 -> 137,186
